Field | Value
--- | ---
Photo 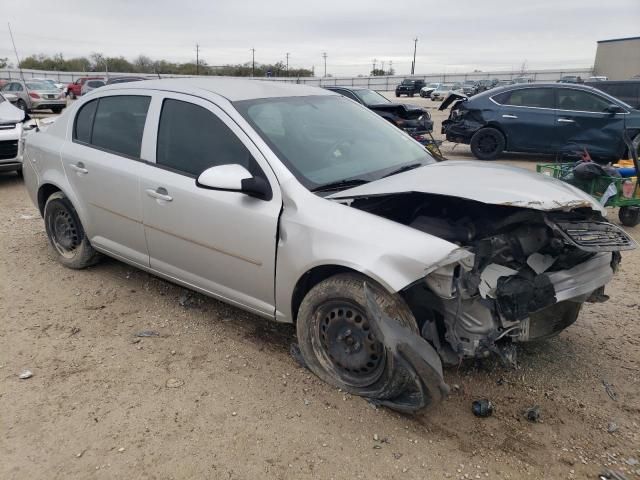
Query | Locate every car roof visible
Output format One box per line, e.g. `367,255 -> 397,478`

470,82 -> 628,103
101,77 -> 335,101
325,86 -> 371,91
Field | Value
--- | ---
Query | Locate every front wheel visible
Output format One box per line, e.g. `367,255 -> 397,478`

619,206 -> 640,227
470,127 -> 505,160
296,273 -> 419,400
43,192 -> 100,269
16,99 -> 28,112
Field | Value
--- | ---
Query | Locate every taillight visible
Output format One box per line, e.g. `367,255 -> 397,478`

29,92 -> 40,99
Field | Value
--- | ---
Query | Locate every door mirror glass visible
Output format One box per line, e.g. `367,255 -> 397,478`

606,104 -> 624,114
196,164 -> 271,200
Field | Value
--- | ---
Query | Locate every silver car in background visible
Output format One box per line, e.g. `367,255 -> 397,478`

1,80 -> 66,113
430,82 -> 463,101
81,79 -> 106,96
0,92 -> 27,174
21,78 -> 635,412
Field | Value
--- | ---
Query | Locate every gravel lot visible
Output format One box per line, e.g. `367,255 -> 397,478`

1,96 -> 639,479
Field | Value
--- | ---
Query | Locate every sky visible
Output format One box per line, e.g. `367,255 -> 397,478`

1,0 -> 639,76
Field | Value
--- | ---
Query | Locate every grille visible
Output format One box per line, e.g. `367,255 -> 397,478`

556,221 -> 636,251
0,140 -> 19,160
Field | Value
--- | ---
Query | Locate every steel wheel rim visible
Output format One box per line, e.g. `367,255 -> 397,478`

315,300 -> 385,387
48,205 -> 80,259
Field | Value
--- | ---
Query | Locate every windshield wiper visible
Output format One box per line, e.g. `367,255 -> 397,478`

311,178 -> 370,193
382,163 -> 423,178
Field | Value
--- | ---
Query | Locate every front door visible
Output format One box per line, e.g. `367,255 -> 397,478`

61,94 -> 151,266
496,87 -> 557,152
554,87 -> 626,160
138,94 -> 282,316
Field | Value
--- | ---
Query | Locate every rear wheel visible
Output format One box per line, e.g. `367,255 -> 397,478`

619,206 -> 640,227
51,106 -> 64,114
43,192 -> 100,269
297,273 -> 418,399
470,127 -> 505,160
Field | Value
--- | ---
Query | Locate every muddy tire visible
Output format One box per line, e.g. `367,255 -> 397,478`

619,206 -> 640,227
43,191 -> 100,269
297,273 -> 418,400
470,127 -> 505,160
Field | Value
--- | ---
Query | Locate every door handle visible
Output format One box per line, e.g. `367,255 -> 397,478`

502,114 -> 518,119
145,187 -> 173,202
70,162 -> 88,174
557,118 -> 575,123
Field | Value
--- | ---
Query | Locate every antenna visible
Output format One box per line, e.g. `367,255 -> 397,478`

7,23 -> 27,85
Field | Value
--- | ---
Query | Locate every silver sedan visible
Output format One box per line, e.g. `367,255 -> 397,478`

1,79 -> 66,113
21,78 -> 635,412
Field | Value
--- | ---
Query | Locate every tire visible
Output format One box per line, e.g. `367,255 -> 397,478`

16,99 -> 28,112
395,93 -> 400,97
15,166 -> 23,177
409,93 -> 414,97
470,127 -> 506,160
51,106 -> 64,114
43,192 -> 100,269
297,273 -> 419,400
619,206 -> 640,227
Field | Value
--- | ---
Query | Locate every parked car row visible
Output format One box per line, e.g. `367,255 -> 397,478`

1,80 -> 66,113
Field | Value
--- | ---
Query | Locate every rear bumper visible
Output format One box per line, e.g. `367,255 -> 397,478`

31,99 -> 66,110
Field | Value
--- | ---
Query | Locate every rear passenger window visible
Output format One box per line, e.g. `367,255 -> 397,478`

156,99 -> 257,177
89,96 -> 150,157
74,99 -> 98,144
495,88 -> 555,108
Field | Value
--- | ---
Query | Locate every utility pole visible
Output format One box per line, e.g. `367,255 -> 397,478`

196,43 -> 200,75
286,52 -> 290,76
389,60 -> 393,75
372,58 -> 377,74
411,37 -> 418,75
322,52 -> 327,77
251,48 -> 256,77
381,60 -> 385,74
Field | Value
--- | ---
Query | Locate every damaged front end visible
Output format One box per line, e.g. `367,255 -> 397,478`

350,192 -> 636,366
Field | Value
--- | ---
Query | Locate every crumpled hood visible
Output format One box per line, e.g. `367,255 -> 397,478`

0,100 -> 26,125
328,160 -> 605,213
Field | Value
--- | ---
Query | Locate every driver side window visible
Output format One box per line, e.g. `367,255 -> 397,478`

156,99 -> 261,178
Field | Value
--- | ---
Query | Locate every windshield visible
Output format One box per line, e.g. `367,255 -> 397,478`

26,82 -> 52,90
87,80 -> 105,87
427,83 -> 439,88
354,89 -> 391,106
235,96 -> 435,190
438,84 -> 453,91
401,80 -> 415,85
464,81 -> 475,85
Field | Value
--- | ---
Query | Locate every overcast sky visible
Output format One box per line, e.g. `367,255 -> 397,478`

2,0 -> 639,76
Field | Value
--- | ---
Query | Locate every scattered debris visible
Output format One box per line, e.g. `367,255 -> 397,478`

602,380 -> 617,401
19,214 -> 35,220
599,468 -> 630,480
135,330 -> 160,338
69,326 -> 81,337
18,369 -> 33,379
165,378 -> 184,388
178,292 -> 197,308
289,343 -> 307,368
231,412 -> 237,417
625,458 -> 639,466
607,422 -> 619,433
76,449 -> 86,458
525,405 -> 540,422
304,399 -> 311,406
471,399 -> 493,417
117,447 -> 125,453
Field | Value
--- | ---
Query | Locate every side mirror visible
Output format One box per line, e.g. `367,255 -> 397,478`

606,104 -> 624,114
196,164 -> 271,200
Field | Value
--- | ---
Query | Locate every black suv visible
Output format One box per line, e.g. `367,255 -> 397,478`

395,78 -> 426,97
325,86 -> 433,134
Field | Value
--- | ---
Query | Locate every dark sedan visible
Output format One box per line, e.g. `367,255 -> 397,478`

442,83 -> 640,161
325,86 -> 433,134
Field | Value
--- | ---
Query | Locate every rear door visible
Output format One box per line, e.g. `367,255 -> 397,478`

554,87 -> 626,159
61,93 -> 151,266
138,93 -> 282,316
493,87 -> 557,152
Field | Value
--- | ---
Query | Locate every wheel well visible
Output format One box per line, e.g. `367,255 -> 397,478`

37,184 -> 61,215
291,265 -> 359,323
484,122 -> 508,147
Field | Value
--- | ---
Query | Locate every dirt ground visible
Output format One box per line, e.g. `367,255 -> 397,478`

1,97 -> 639,480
